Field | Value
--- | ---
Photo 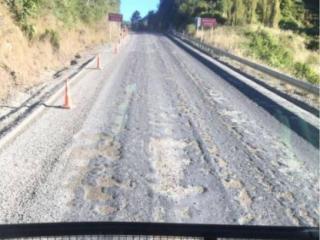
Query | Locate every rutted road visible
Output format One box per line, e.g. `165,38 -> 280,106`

0,33 -> 318,226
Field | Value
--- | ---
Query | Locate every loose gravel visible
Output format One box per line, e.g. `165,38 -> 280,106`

0,34 -> 318,227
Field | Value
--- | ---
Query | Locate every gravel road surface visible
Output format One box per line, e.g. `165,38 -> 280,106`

0,33 -> 318,226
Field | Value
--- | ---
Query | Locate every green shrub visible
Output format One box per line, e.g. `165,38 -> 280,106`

5,0 -> 119,30
5,0 -> 41,22
52,0 -> 113,26
303,26 -> 320,36
245,30 -> 320,85
213,12 -> 227,24
279,18 -> 299,32
293,62 -> 320,84
5,0 -> 40,40
186,23 -> 196,35
21,22 -> 36,40
246,30 -> 294,68
305,38 -> 319,51
49,30 -> 59,50
40,29 -> 60,50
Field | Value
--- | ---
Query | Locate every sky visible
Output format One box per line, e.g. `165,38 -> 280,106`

121,0 -> 159,21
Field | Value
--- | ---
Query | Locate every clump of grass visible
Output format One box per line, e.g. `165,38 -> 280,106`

186,23 -> 196,35
5,0 -> 40,22
52,0 -> 115,26
39,29 -> 60,50
245,30 -> 293,68
21,22 -> 36,40
306,38 -> 319,51
245,29 -> 319,84
293,62 -> 319,84
279,18 -> 299,32
4,0 -> 39,40
5,0 -> 119,35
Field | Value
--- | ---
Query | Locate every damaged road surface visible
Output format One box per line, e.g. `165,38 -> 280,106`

0,33 -> 318,226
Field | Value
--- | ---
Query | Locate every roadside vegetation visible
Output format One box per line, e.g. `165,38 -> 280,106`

145,0 -> 319,84
0,0 -> 120,101
5,0 -> 119,46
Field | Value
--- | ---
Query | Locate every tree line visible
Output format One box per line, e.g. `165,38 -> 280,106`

5,0 -> 120,41
141,0 -> 318,35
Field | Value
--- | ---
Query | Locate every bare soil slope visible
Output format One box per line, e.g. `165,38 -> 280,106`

0,2 -> 118,101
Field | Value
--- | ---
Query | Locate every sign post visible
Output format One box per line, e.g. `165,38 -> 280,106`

109,21 -> 112,42
199,18 -> 217,42
200,18 -> 217,28
108,13 -> 123,44
108,13 -> 123,22
195,17 -> 201,36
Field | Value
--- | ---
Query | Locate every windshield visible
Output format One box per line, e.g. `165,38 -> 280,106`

0,0 -> 319,230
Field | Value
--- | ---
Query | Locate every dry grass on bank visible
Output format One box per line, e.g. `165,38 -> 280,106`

195,25 -> 320,80
0,3 -> 120,101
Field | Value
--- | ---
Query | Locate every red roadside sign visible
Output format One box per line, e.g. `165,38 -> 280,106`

201,18 -> 217,27
108,13 -> 123,22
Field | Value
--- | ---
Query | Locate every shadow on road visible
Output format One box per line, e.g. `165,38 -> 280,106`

86,67 -> 99,70
42,103 -> 66,109
0,105 -> 18,110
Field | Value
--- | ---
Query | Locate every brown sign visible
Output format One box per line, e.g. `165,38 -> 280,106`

108,13 -> 123,22
201,18 -> 217,27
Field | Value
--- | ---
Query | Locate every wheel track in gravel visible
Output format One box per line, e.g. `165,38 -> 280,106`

0,37 -> 133,223
156,35 -> 318,226
0,33 -> 318,226
0,57 -> 117,223
155,36 -> 260,224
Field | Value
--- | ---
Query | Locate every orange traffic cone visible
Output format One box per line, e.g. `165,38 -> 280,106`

96,54 -> 101,70
63,79 -> 71,109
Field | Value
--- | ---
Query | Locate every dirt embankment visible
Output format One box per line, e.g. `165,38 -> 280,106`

0,3 -> 118,102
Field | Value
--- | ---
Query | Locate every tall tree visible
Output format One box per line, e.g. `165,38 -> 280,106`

280,0 -> 293,18
218,0 -> 232,21
245,0 -> 258,24
131,10 -> 141,24
157,0 -> 179,29
259,0 -> 271,25
270,0 -> 281,27
130,10 -> 141,30
231,0 -> 245,25
153,0 -> 319,34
